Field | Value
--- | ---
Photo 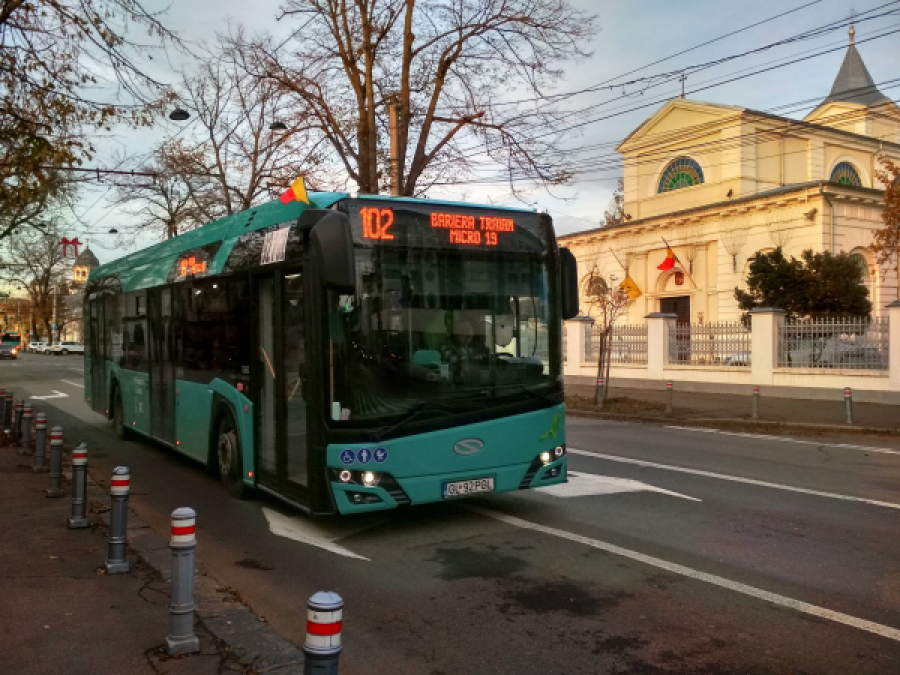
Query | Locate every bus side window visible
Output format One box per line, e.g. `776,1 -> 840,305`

123,321 -> 147,371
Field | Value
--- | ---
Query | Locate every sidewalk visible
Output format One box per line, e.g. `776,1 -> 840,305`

0,432 -> 305,675
565,383 -> 900,434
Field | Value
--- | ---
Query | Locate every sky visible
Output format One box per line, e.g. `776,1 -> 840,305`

73,0 -> 900,264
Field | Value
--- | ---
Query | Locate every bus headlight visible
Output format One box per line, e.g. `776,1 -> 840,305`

554,446 -> 565,458
362,471 -> 379,487
540,451 -> 552,465
339,470 -> 352,483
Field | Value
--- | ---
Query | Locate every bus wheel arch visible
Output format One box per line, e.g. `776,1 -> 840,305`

210,401 -> 248,499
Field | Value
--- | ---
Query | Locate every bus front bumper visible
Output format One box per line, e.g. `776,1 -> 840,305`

331,455 -> 567,514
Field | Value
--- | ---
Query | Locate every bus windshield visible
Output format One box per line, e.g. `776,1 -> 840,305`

326,244 -> 559,423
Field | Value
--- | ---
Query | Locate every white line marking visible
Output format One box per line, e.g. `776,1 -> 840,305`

664,425 -> 900,456
568,448 -> 900,511
263,507 -> 374,561
537,471 -> 700,501
30,390 -> 69,401
471,506 -> 900,643
60,379 -> 84,388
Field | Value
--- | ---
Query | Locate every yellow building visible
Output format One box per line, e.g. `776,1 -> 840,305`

560,30 -> 900,323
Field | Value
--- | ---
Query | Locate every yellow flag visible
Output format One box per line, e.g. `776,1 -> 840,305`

290,176 -> 309,204
619,274 -> 642,301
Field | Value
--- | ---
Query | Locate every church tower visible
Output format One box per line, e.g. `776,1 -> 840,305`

803,23 -> 900,142
71,246 -> 99,291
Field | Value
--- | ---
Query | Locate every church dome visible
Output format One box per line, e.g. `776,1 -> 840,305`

73,247 -> 99,268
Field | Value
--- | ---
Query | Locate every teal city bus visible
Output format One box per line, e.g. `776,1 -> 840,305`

83,192 -> 579,514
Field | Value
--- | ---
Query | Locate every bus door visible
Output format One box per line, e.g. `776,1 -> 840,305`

148,288 -> 176,444
253,270 -> 310,503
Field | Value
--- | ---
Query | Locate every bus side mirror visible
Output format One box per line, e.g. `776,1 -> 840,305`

559,247 -> 579,320
311,212 -> 356,292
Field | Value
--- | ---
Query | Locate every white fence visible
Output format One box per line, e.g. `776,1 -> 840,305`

667,321 -> 751,368
777,317 -> 889,370
564,304 -> 900,396
585,323 -> 648,365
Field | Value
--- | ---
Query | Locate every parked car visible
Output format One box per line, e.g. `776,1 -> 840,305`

49,341 -> 85,356
28,341 -> 47,353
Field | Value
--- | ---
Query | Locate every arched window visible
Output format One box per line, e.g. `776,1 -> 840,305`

830,162 -> 862,187
658,158 -> 704,193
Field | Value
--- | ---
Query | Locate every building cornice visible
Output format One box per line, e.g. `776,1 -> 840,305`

558,181 -> 885,243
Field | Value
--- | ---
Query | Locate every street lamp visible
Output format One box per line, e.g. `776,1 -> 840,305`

169,108 -> 190,121
269,120 -> 287,131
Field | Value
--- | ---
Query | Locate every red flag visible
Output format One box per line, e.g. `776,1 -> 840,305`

657,247 -> 676,271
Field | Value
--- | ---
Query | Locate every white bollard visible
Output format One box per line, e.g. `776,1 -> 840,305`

304,591 -> 343,674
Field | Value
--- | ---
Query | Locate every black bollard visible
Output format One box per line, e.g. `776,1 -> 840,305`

105,467 -> 131,574
46,427 -> 65,497
33,413 -> 48,472
68,443 -> 89,529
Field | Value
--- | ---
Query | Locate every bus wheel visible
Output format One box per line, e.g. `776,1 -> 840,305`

112,389 -> 130,440
216,416 -> 246,499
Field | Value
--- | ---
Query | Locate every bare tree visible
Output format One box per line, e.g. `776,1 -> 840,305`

0,218 -> 72,340
681,224 -> 703,275
767,215 -> 794,250
721,224 -> 747,273
584,267 -> 632,406
234,0 -> 596,197
602,179 -> 625,228
0,1 -> 185,242
177,49 -> 331,214
112,141 -> 221,241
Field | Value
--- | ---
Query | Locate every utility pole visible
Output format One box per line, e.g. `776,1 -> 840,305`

52,287 -> 57,343
387,94 -> 401,196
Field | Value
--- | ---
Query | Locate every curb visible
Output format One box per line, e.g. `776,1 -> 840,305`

565,409 -> 900,436
86,467 -> 306,674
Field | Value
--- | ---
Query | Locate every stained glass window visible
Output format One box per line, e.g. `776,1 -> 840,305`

830,162 -> 862,187
658,158 -> 704,193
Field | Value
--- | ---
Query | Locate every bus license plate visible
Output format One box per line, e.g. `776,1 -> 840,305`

442,477 -> 495,498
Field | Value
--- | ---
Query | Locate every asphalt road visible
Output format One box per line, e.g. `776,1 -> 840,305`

5,352 -> 900,674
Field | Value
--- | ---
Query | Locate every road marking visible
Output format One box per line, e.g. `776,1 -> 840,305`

665,426 -> 900,456
60,379 -> 84,388
471,506 -> 900,643
30,390 -> 69,400
536,471 -> 700,501
263,507 -> 378,561
568,448 -> 900,511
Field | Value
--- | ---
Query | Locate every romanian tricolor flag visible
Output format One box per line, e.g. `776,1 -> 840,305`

657,247 -> 676,271
279,176 -> 310,205
619,274 -> 642,301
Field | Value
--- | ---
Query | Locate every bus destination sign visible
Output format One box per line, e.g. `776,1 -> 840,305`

356,205 -> 525,249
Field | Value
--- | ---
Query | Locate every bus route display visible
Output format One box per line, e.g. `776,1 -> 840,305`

348,201 -> 547,253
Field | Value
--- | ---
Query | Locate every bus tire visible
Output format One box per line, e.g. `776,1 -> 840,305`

216,414 -> 247,499
112,387 -> 131,440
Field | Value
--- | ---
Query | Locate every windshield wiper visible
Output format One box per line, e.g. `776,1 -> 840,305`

495,384 -> 561,406
370,400 -> 461,441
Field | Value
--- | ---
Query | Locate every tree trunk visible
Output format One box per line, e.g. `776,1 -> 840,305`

604,327 -> 613,402
594,328 -> 608,406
